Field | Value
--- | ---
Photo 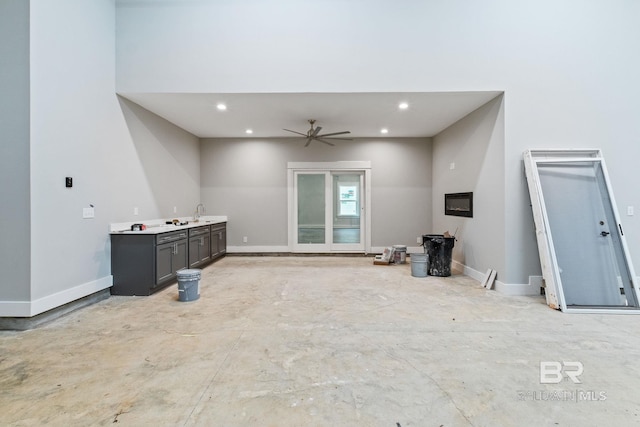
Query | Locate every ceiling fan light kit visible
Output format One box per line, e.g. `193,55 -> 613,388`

283,119 -> 352,147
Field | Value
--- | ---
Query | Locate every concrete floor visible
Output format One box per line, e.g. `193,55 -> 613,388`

2,256 -> 640,426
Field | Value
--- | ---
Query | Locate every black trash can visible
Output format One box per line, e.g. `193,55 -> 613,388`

422,234 -> 455,277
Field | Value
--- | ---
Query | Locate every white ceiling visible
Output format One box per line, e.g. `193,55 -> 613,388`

119,91 -> 502,139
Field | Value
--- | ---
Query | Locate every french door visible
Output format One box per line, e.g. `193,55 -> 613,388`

288,162 -> 370,253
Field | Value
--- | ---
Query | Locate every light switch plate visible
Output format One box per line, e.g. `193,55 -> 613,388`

628,206 -> 634,216
83,207 -> 95,219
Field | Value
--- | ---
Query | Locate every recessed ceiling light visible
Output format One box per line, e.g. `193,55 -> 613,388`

398,102 -> 409,110
216,103 -> 227,111
380,128 -> 389,134
245,129 -> 253,134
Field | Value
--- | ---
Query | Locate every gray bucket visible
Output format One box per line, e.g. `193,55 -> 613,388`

177,269 -> 201,302
410,253 -> 429,277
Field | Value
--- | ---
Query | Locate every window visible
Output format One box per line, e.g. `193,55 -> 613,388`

338,184 -> 359,216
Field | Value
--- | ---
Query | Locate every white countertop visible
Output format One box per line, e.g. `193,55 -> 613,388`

110,216 -> 227,235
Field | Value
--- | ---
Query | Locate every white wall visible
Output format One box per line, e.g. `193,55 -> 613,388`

200,138 -> 432,250
432,95 -> 505,279
0,0 -> 202,317
117,0 -> 640,284
0,0 -> 31,302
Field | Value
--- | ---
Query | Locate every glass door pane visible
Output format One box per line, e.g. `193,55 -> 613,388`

332,173 -> 364,251
297,173 -> 326,244
538,161 -> 638,308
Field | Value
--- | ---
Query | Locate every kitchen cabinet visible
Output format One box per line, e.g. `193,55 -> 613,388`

111,229 -> 188,296
188,225 -> 211,268
110,221 -> 227,296
211,223 -> 227,259
156,231 -> 188,285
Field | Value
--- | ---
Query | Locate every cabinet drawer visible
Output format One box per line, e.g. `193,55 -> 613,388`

210,223 -> 226,232
189,225 -> 210,237
156,230 -> 188,244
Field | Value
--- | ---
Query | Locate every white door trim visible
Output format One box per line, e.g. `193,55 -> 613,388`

523,148 -> 640,313
287,161 -> 372,253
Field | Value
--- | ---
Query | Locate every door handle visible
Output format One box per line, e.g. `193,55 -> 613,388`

600,231 -> 610,237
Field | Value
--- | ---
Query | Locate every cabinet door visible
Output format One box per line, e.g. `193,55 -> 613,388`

201,233 -> 211,262
211,230 -> 220,258
156,242 -> 174,284
219,228 -> 227,254
188,237 -> 201,268
210,225 -> 227,259
173,240 -> 188,273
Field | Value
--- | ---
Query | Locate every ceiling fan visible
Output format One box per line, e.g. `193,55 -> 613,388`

283,119 -> 352,147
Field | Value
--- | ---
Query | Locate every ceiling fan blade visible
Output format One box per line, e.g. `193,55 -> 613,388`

311,126 -> 322,137
315,138 -> 335,146
305,137 -> 313,147
323,137 -> 352,141
317,131 -> 351,138
283,128 -> 308,137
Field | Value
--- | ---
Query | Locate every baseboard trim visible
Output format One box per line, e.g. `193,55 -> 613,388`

452,260 -> 484,282
0,275 -> 113,318
0,288 -> 111,330
228,246 -> 291,253
371,246 -> 423,254
451,260 -> 541,296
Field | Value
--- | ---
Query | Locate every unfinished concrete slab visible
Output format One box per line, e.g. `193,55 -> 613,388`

1,256 -> 639,426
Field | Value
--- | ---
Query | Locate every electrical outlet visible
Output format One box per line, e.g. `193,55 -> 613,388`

243,236 -> 248,243
417,236 -> 422,244
133,207 -> 139,215
83,207 -> 95,219
628,206 -> 634,216
173,206 -> 177,214
449,162 -> 455,170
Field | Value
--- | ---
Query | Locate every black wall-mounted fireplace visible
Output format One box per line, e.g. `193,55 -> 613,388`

445,192 -> 473,217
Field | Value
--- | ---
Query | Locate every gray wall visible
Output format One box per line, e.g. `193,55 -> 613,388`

116,0 -> 640,284
28,0 -> 201,305
0,0 -> 202,316
200,138 -> 432,249
0,0 -> 31,302
432,95 -> 505,278
118,97 -> 201,219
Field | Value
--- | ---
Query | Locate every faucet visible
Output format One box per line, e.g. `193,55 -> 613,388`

194,203 -> 205,221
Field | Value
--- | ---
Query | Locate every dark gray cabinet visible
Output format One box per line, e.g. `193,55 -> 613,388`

211,223 -> 227,259
188,225 -> 211,268
156,232 -> 188,285
111,229 -> 187,296
111,222 -> 226,296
